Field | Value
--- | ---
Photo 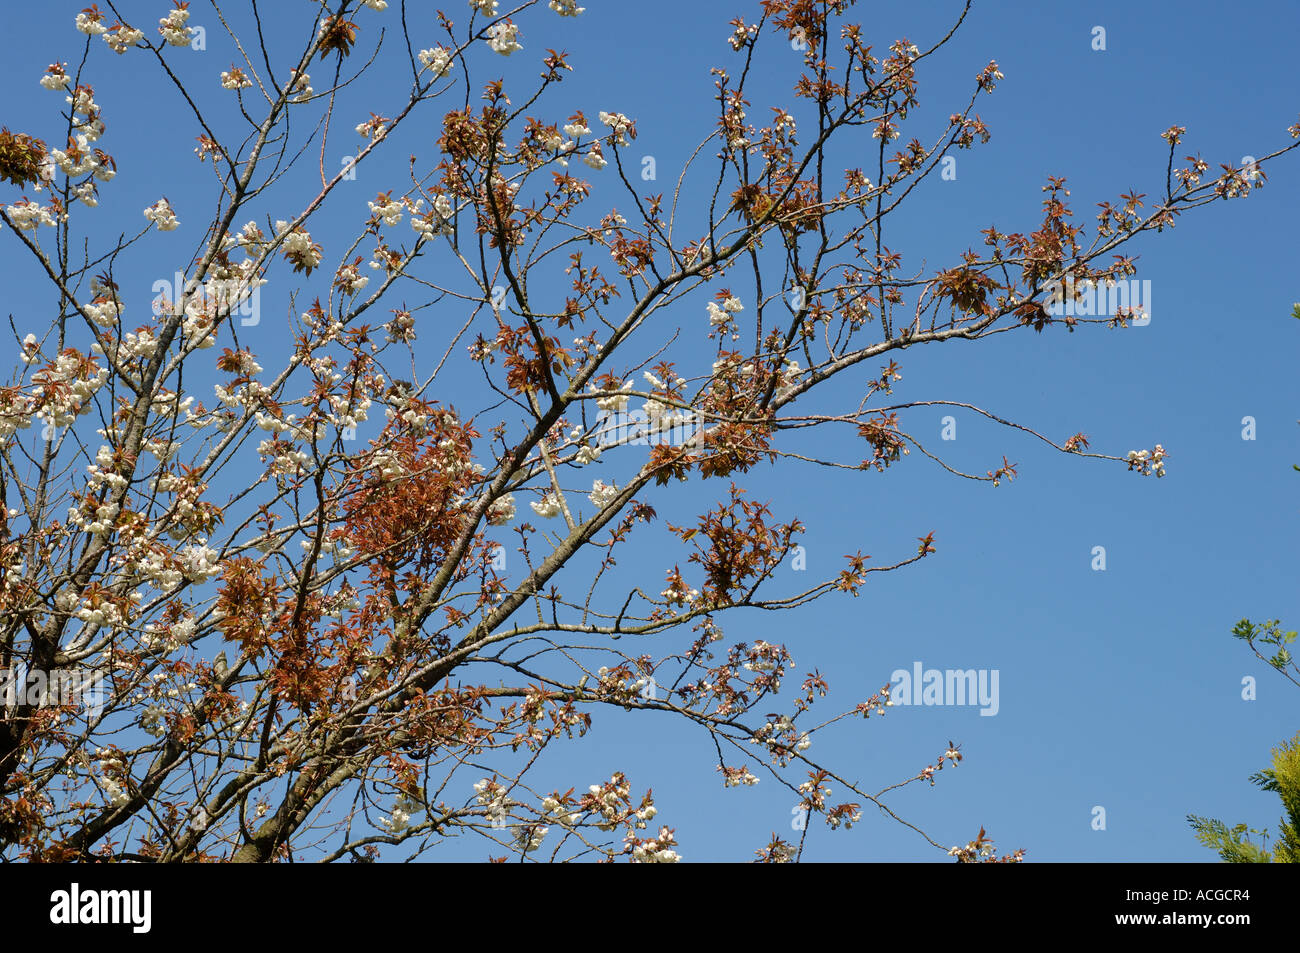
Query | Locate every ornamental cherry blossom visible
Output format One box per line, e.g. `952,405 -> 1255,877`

0,0 -> 1290,870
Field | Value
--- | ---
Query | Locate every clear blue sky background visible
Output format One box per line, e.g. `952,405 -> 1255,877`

3,0 -> 1296,861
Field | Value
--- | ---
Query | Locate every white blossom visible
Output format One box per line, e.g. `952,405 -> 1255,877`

589,479 -> 617,507
529,493 -> 563,519
144,199 -> 180,231
40,64 -> 71,90
158,6 -> 195,47
418,47 -> 452,79
76,9 -> 108,34
485,20 -> 522,56
221,67 -> 254,91
486,494 -> 516,525
105,24 -> 145,53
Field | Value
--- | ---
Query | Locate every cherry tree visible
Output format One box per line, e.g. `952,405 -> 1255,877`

0,0 -> 1295,862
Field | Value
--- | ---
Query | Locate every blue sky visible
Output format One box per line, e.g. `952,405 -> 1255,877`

3,0 -> 1297,861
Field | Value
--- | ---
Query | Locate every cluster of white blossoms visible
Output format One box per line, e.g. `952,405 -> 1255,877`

486,494 -> 516,525
660,569 -> 699,607
49,139 -> 96,177
727,20 -> 759,50
367,193 -> 403,227
467,333 -> 499,362
261,439 -> 310,478
362,0 -> 389,10
629,827 -> 680,863
469,0 -> 499,14
418,46 -> 452,80
131,671 -> 199,737
585,775 -> 636,831
354,114 -> 388,140
276,220 -> 323,272
307,535 -> 353,560
708,352 -> 801,402
706,294 -> 744,336
513,824 -> 549,853
827,806 -> 862,830
550,0 -> 585,15
0,546 -> 25,608
598,111 -> 634,146
379,793 -> 422,834
6,199 -> 60,230
409,193 -> 456,238
31,350 -> 109,429
590,379 -> 633,413
724,105 -> 749,149
539,146 -> 574,179
743,640 -> 779,673
0,384 -> 36,441
1126,444 -> 1167,477
133,547 -> 184,592
743,639 -> 780,676
234,220 -> 266,247
757,712 -> 803,752
94,329 -> 157,372
59,85 -> 105,142
140,705 -> 166,737
141,615 -> 197,654
158,6 -> 195,47
214,376 -> 272,414
473,778 -> 512,826
73,593 -> 130,629
220,65 -> 253,91
719,764 -> 760,788
589,479 -> 618,507
639,370 -> 692,432
229,350 -> 263,376
322,585 -> 361,619
593,665 -> 653,702
573,441 -> 601,465
40,62 -> 70,90
948,839 -> 1000,861
640,396 -> 688,432
434,437 -> 484,478
143,198 -> 180,231
75,8 -> 108,34
86,443 -> 128,493
797,775 -> 831,812
529,492 -> 563,519
367,448 -> 407,481
97,772 -> 131,807
485,20 -> 522,56
872,120 -> 901,142
105,23 -> 146,54
177,540 -> 222,582
583,143 -> 607,171
774,357 -> 802,402
334,260 -> 369,296
67,83 -> 96,116
286,68 -> 312,102
69,499 -> 119,538
143,436 -> 182,463
384,399 -> 429,433
540,795 -> 583,827
768,842 -> 798,862
322,391 -> 372,433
